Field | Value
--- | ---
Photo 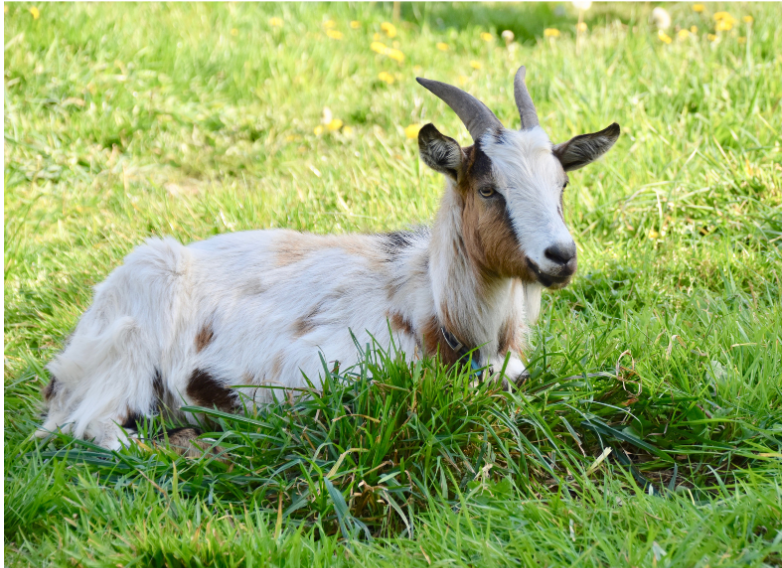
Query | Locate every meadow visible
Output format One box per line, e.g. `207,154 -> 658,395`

4,2 -> 781,566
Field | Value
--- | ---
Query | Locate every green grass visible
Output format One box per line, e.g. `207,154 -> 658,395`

4,2 -> 782,566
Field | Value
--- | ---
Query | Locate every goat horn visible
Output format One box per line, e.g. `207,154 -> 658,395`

514,66 -> 540,130
416,77 -> 503,142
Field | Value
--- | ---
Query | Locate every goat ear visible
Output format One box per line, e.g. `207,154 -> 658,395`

553,123 -> 620,172
418,123 -> 463,180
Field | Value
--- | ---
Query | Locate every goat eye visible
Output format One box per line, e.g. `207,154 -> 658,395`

478,186 -> 495,198
562,181 -> 569,190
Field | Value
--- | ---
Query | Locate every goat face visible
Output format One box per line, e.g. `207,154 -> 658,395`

417,67 -> 620,288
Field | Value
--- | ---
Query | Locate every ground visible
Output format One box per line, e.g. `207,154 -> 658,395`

4,2 -> 782,567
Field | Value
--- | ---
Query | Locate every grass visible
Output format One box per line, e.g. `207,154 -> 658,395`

4,2 -> 782,566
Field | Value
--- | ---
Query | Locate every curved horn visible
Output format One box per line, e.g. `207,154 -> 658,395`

514,66 -> 539,130
416,77 -> 503,142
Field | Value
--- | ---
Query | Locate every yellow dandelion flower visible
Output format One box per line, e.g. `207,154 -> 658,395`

350,21 -> 361,29
544,28 -> 561,38
269,17 -> 283,27
648,229 -> 660,239
692,4 -> 704,13
658,30 -> 672,44
743,15 -> 753,24
5,5 -> 9,13
314,125 -> 324,136
405,124 -> 422,139
457,75 -> 468,86
371,41 -> 388,54
715,20 -> 733,32
470,61 -> 482,70
230,28 -> 239,36
738,36 -> 747,44
691,25 -> 698,33
370,42 -> 404,63
378,71 -> 395,84
707,33 -> 718,42
387,48 -> 405,63
342,126 -> 354,137
713,11 -> 734,22
480,32 -> 493,42
326,29 -> 344,40
323,20 -> 336,29
678,29 -> 690,39
29,6 -> 40,19
381,22 -> 397,38
327,119 -> 343,131
436,42 -> 449,51
576,22 -> 588,33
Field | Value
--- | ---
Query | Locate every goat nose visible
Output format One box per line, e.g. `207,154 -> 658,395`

544,243 -> 576,266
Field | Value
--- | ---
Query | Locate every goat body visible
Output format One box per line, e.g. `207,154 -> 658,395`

40,67 -> 619,450
42,226 -> 533,449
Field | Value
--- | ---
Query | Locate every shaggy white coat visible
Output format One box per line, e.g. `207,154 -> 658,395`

40,128 -> 577,450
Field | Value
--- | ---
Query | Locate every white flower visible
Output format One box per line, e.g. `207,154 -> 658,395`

572,0 -> 592,11
651,7 -> 671,30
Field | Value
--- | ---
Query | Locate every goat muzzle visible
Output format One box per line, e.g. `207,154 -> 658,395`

526,255 -> 577,289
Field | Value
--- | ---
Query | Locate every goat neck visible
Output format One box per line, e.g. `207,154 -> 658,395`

427,177 -> 518,359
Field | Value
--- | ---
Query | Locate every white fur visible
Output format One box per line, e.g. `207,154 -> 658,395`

40,221 -> 541,449
40,130 -> 581,451
40,218 -> 540,449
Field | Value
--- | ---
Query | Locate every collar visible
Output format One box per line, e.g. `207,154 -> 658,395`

440,327 -> 483,373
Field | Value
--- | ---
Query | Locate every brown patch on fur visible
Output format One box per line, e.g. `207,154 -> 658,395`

497,318 -> 513,354
386,281 -> 400,302
457,144 -> 535,282
388,311 -> 415,337
292,303 -> 323,338
186,369 -> 237,412
274,232 -> 323,266
238,278 -> 268,297
274,231 -> 385,272
271,353 -> 284,380
497,317 -> 524,355
195,323 -> 214,353
292,318 -> 315,337
159,427 -> 229,462
42,376 -> 58,402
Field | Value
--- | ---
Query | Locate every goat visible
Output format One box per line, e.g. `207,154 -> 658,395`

38,66 -> 620,451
